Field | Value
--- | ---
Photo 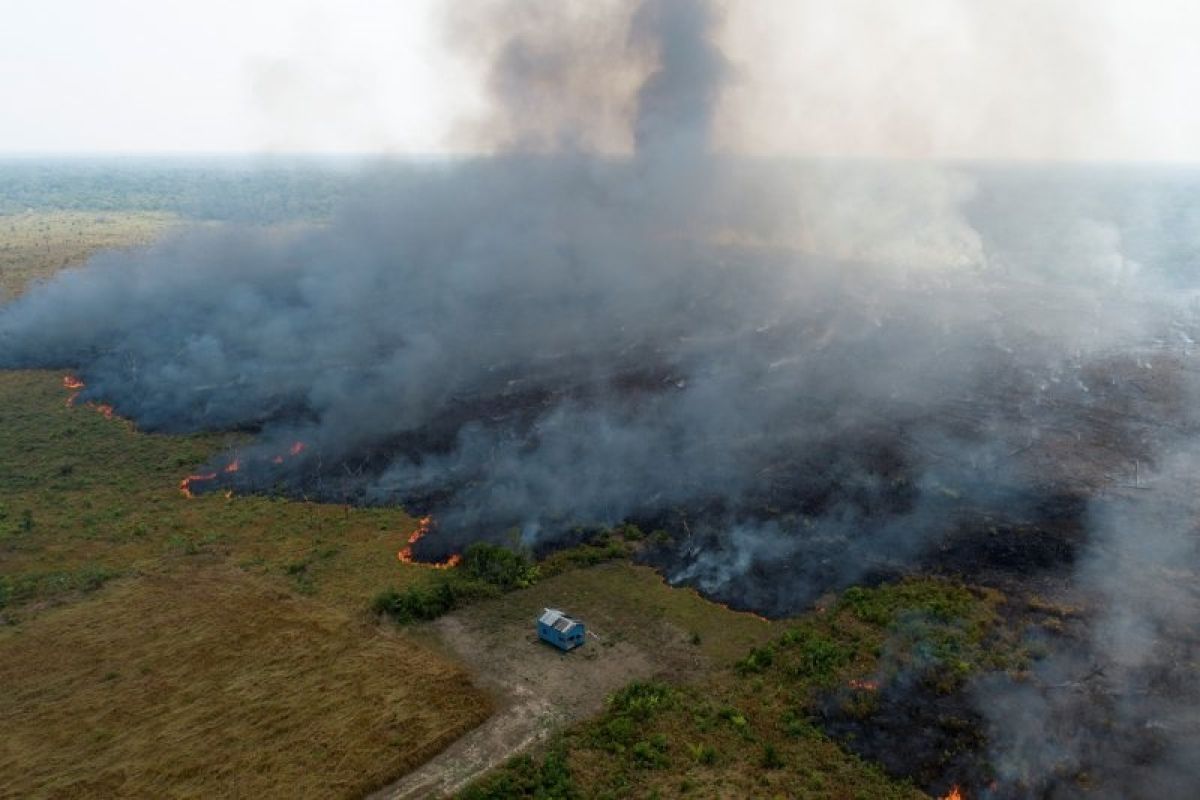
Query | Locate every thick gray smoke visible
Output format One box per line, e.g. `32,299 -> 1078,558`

0,0 -> 1195,580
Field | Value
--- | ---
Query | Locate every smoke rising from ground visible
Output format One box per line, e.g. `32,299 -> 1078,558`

977,448 -> 1200,797
1,0 -> 1196,571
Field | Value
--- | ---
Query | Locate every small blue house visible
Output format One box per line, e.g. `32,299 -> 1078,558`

537,608 -> 586,651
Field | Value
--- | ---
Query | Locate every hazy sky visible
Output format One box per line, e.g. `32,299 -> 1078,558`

1,0 -> 1198,160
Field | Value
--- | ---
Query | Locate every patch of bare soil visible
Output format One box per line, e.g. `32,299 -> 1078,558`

371,597 -> 707,799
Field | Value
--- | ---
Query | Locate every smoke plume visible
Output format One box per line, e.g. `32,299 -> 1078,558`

4,0 -> 1200,792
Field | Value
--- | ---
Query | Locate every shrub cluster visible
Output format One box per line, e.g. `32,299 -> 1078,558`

459,749 -> 577,800
462,542 -> 540,589
374,542 -> 539,624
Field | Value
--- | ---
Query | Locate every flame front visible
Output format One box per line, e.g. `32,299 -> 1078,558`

179,472 -> 217,499
941,785 -> 964,800
397,516 -> 433,563
397,516 -> 461,568
177,441 -> 307,498
62,374 -> 120,420
848,678 -> 879,691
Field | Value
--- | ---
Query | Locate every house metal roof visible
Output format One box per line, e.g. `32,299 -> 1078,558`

539,607 -> 581,632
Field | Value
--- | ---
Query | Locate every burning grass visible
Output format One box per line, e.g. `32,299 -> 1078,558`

0,369 -> 445,616
0,565 -> 491,798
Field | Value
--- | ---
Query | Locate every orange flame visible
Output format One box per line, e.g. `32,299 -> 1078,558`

396,517 -> 461,568
224,459 -> 241,474
180,472 -> 217,499
941,786 -> 964,800
848,679 -> 879,691
62,374 -> 121,421
268,441 -> 306,465
397,516 -> 433,563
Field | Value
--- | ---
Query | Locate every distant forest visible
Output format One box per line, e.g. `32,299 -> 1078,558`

0,158 -> 363,222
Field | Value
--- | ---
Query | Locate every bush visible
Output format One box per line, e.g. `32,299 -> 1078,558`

718,706 -> 749,731
460,749 -> 577,799
608,681 -> 676,721
839,579 -> 978,628
617,523 -> 645,541
687,742 -> 718,765
462,543 -> 539,590
372,576 -> 495,623
594,715 -> 637,753
761,743 -> 785,769
735,644 -> 775,675
631,736 -> 670,768
537,539 -> 629,579
788,632 -> 852,682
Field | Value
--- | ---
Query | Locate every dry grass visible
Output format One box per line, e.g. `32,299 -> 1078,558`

0,211 -> 175,300
0,213 -> 494,798
0,565 -> 492,799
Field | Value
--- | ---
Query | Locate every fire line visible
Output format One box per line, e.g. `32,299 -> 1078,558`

397,516 -> 462,568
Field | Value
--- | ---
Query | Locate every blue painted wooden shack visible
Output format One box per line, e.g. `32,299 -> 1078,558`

537,608 -> 586,651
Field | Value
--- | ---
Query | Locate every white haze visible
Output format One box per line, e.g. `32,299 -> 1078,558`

2,0 -> 1200,160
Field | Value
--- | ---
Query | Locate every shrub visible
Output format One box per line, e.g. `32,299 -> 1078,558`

762,743 -> 785,769
459,749 -> 577,799
462,543 -> 539,590
608,681 -> 676,721
372,576 -> 495,623
718,706 -> 749,731
687,742 -> 718,765
789,632 -> 852,682
617,523 -> 645,541
631,737 -> 669,768
735,644 -> 775,674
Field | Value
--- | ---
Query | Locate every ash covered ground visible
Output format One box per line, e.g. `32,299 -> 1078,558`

3,1 -> 1200,796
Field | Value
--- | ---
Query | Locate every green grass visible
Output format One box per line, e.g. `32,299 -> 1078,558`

0,369 -> 448,617
461,577 -> 1020,799
0,215 -> 493,798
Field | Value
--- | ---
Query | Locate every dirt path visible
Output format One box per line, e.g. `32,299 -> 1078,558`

369,605 -> 696,799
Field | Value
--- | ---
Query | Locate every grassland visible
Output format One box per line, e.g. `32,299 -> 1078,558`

0,214 -> 492,798
460,578 -> 1017,799
0,211 -> 176,301
0,565 -> 486,798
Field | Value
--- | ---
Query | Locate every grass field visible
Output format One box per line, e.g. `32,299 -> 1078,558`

0,565 -> 487,798
0,211 -> 176,301
461,578 -> 1018,799
0,214 -> 493,799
